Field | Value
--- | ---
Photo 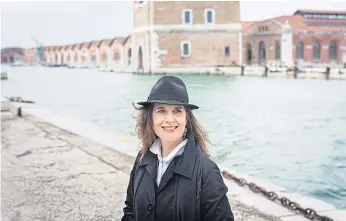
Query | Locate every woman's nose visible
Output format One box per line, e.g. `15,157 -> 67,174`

164,112 -> 175,122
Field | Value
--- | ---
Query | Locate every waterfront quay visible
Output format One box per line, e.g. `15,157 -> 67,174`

1,99 -> 346,221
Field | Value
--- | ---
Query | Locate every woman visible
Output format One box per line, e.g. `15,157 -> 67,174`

121,76 -> 234,221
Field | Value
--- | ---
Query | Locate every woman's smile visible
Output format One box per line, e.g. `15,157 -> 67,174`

161,126 -> 179,132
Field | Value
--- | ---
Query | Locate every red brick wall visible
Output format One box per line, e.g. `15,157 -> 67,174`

153,1 -> 240,25
243,35 -> 282,65
158,32 -> 239,67
1,49 -> 24,63
24,49 -> 35,65
243,20 -> 346,65
243,20 -> 283,65
110,42 -> 122,62
292,34 -> 344,64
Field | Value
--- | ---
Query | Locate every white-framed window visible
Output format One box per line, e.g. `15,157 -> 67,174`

180,41 -> 191,57
204,9 -> 215,24
182,9 -> 193,24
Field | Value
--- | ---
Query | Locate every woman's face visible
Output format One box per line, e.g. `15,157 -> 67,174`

152,103 -> 187,144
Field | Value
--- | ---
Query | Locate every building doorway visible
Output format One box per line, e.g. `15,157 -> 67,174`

258,41 -> 266,65
246,43 -> 252,65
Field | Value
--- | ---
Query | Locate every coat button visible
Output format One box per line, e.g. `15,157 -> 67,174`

147,203 -> 153,211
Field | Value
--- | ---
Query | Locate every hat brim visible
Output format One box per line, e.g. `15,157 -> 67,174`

137,100 -> 199,110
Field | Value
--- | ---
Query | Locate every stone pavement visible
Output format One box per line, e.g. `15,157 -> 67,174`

1,110 -> 280,221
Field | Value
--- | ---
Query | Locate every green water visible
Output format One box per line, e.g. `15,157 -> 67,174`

2,66 -> 346,209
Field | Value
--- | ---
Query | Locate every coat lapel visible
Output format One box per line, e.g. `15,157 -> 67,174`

173,135 -> 198,179
138,150 -> 158,187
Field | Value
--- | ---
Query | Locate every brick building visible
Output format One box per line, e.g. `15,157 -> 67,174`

122,35 -> 132,69
109,37 -> 125,69
243,10 -> 346,67
131,1 -> 242,73
1,47 -> 25,64
24,48 -> 37,65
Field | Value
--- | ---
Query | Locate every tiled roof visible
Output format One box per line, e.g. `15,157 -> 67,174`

109,37 -> 126,46
122,35 -> 131,45
294,9 -> 346,15
88,40 -> 101,49
274,15 -> 346,32
97,39 -> 112,48
241,21 -> 255,30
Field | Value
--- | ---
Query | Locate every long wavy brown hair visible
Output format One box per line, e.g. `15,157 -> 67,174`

132,102 -> 210,160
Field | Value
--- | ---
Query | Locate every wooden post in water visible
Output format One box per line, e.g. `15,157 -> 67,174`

263,64 -> 268,77
293,61 -> 298,79
17,107 -> 22,117
325,66 -> 331,80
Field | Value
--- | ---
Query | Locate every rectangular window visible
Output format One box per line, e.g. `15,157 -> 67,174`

182,9 -> 192,24
181,41 -> 191,57
183,44 -> 189,55
207,11 -> 212,22
185,11 -> 191,23
205,9 -> 215,24
225,47 -> 230,57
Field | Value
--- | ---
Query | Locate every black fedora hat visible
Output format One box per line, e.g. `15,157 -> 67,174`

137,76 -> 199,110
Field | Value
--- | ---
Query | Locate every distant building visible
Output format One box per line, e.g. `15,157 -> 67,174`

98,39 -> 112,69
122,35 -> 132,69
109,37 -> 125,69
131,1 -> 242,73
24,48 -> 37,65
242,9 -> 346,67
1,47 -> 25,64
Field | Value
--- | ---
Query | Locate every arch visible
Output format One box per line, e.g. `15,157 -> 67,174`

313,41 -> 320,60
138,46 -> 143,70
275,41 -> 281,60
258,41 -> 266,65
329,41 -> 337,61
55,54 -> 58,63
92,52 -> 97,64
102,53 -> 107,62
113,51 -> 120,63
246,43 -> 252,65
10,56 -> 14,63
128,48 -> 132,66
296,41 -> 304,61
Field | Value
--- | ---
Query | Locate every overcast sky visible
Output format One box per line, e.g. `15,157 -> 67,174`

1,0 -> 346,49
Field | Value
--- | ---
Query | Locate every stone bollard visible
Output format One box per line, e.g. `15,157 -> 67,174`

241,65 -> 245,76
263,65 -> 268,77
293,66 -> 298,79
325,66 -> 331,80
17,107 -> 22,117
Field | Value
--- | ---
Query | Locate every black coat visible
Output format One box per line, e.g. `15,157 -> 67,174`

121,136 -> 234,221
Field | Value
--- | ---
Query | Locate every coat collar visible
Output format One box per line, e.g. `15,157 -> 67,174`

149,138 -> 187,163
173,135 -> 200,179
139,135 -> 201,180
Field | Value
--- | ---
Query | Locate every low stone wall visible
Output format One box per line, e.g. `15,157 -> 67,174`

3,100 -> 345,221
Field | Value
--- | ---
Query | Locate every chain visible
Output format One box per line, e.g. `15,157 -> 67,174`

221,171 -> 334,221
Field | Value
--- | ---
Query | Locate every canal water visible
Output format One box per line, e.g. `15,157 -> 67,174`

2,66 -> 346,209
